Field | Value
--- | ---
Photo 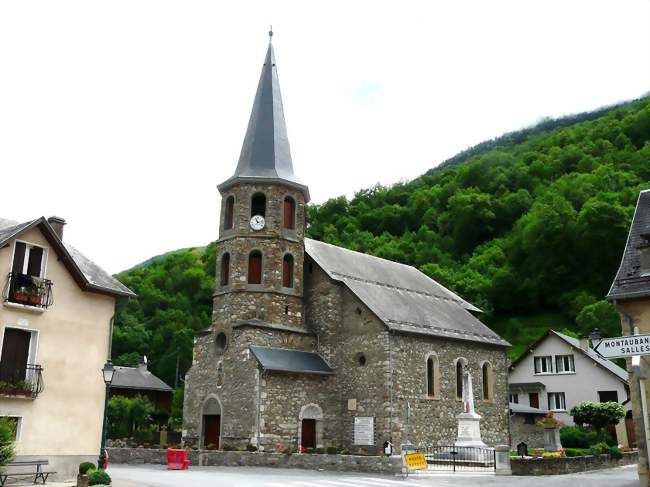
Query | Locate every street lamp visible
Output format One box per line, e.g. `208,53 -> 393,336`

98,360 -> 115,469
589,328 -> 603,347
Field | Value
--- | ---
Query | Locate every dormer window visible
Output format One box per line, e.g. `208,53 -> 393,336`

3,241 -> 53,309
640,235 -> 650,277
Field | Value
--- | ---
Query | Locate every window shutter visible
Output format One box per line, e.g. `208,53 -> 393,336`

282,255 -> 294,288
248,253 -> 262,284
27,247 -> 43,277
284,198 -> 295,230
221,254 -> 230,286
12,242 -> 26,274
225,197 -> 234,230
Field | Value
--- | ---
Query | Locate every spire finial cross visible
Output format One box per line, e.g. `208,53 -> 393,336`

269,25 -> 273,42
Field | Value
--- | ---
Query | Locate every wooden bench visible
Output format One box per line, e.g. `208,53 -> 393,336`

0,459 -> 56,485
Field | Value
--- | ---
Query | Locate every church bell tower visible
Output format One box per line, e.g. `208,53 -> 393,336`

213,34 -> 310,341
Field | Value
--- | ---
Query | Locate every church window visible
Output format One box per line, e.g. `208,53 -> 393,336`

251,193 -> 266,218
284,306 -> 289,315
356,307 -> 362,315
248,251 -> 262,284
216,362 -> 224,387
482,362 -> 493,401
426,354 -> 439,398
224,196 -> 235,230
356,353 -> 366,366
215,332 -> 227,353
456,360 -> 465,400
283,196 -> 296,229
220,253 -> 230,286
282,254 -> 294,288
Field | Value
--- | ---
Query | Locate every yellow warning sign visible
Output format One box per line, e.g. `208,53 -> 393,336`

404,452 -> 427,471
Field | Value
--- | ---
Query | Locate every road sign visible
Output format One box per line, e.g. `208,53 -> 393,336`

594,334 -> 650,358
404,452 -> 427,471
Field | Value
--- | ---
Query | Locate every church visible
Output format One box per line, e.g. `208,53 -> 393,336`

182,37 -> 510,452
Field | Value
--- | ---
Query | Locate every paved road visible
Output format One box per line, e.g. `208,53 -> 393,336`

109,464 -> 640,487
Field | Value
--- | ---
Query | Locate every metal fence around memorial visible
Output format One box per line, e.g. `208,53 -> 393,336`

418,446 -> 496,472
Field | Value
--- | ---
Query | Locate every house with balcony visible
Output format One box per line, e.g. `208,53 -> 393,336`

509,329 -> 634,447
0,216 -> 135,479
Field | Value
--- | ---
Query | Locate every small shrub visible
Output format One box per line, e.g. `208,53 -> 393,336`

326,446 -> 337,455
245,443 -> 258,452
340,448 -> 350,455
609,446 -> 623,459
542,451 -> 564,458
564,448 -> 591,457
88,468 -> 111,486
221,444 -> 237,451
560,426 -> 599,448
315,447 -> 325,454
591,442 -> 610,455
283,447 -> 294,455
79,462 -> 96,475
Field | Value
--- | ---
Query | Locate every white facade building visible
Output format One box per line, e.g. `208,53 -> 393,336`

509,330 -> 633,446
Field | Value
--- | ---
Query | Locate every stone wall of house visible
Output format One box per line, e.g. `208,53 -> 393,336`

183,324 -> 318,449
510,414 -> 545,449
511,451 -> 638,475
107,448 -> 403,475
390,334 -> 509,447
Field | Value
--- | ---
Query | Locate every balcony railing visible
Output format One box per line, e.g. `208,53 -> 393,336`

2,272 -> 54,309
0,364 -> 44,398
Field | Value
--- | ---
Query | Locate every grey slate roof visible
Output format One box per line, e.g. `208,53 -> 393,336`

509,402 -> 548,415
607,189 -> 650,301
250,346 -> 334,375
0,216 -> 135,298
305,238 -> 509,347
218,42 -> 309,201
553,331 -> 628,382
111,365 -> 173,392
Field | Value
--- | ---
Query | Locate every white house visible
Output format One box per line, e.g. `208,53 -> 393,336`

509,330 -> 633,447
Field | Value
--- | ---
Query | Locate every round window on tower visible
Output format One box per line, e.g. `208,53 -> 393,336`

215,332 -> 228,353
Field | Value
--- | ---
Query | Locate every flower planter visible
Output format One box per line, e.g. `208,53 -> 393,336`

543,428 -> 563,452
13,293 -> 30,304
28,295 -> 42,306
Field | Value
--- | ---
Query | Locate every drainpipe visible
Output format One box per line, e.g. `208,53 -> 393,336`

616,304 -> 650,476
256,366 -> 263,451
388,331 -> 394,442
108,315 -> 114,359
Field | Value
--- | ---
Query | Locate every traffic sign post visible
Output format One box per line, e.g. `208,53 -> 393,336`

593,334 -> 650,359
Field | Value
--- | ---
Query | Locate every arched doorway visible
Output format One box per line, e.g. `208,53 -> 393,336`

202,396 -> 222,449
299,403 -> 323,449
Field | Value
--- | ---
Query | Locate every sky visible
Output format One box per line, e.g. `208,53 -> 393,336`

1,1 -> 648,273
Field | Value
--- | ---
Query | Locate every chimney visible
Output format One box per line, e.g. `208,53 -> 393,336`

138,355 -> 148,372
579,337 -> 590,350
47,216 -> 66,240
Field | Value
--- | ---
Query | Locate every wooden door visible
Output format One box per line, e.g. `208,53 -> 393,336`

301,419 -> 316,449
0,328 -> 31,383
529,392 -> 539,409
203,415 -> 220,448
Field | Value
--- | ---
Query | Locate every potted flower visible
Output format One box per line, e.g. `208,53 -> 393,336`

13,287 -> 31,304
537,412 -> 564,452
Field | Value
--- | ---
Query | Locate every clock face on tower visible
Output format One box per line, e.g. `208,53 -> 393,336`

250,215 -> 265,231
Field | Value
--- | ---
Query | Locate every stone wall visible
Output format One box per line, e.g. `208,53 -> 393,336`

510,414 -> 545,449
390,333 -> 509,447
511,451 -> 638,475
107,448 -> 403,475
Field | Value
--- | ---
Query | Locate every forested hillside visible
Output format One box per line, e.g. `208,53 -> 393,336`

113,96 -> 650,387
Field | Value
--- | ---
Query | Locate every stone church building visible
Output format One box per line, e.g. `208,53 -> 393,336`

182,38 -> 510,452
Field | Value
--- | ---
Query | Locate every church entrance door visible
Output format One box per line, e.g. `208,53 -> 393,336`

301,419 -> 316,449
203,415 -> 221,448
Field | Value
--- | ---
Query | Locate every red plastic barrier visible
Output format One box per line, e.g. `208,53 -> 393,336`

167,449 -> 190,470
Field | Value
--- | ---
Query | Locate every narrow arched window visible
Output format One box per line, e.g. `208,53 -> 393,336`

482,362 -> 493,401
251,193 -> 266,218
283,196 -> 296,230
224,196 -> 234,230
220,253 -> 230,286
282,254 -> 294,288
248,251 -> 262,284
456,361 -> 464,400
427,357 -> 435,397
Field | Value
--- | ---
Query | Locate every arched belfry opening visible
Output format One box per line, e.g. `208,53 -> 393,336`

202,396 -> 222,449
298,403 -> 323,449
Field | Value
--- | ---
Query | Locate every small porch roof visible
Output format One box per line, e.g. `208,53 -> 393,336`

250,346 -> 334,375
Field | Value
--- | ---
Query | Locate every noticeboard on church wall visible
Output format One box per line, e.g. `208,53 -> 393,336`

353,416 -> 375,445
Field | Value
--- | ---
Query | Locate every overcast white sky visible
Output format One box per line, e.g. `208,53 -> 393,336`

1,1 -> 648,273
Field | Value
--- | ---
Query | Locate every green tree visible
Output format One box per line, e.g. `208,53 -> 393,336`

0,417 -> 16,469
570,401 -> 625,441
575,300 -> 621,338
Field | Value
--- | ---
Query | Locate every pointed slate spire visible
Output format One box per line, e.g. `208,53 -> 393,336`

219,36 -> 310,201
